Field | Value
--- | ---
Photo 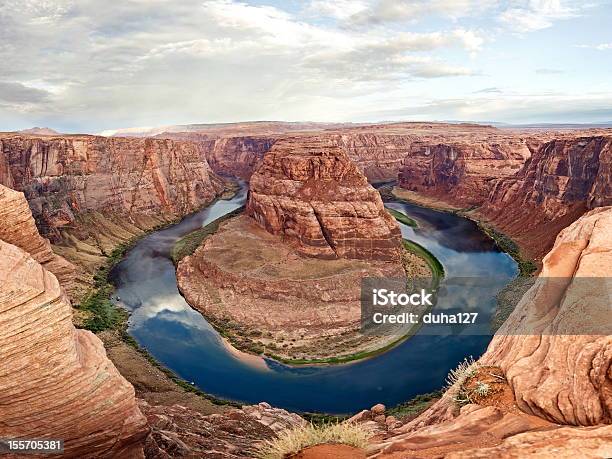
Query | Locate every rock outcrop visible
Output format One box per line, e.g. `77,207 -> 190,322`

0,239 -> 148,458
142,401 -> 305,458
0,184 -> 75,288
370,206 -> 612,457
246,137 -> 402,261
0,134 -> 225,239
479,135 -> 612,259
398,138 -> 533,206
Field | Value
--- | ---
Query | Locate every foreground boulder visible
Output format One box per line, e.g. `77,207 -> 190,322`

370,206 -> 612,457
0,240 -> 148,458
246,136 -> 402,261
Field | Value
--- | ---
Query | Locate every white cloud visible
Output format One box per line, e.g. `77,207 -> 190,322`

576,43 -> 612,50
0,0 -> 607,131
347,0 -> 498,26
305,0 -> 369,20
498,0 -> 581,33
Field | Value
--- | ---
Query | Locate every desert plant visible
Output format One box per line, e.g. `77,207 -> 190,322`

255,422 -> 371,459
473,381 -> 491,397
445,356 -> 478,391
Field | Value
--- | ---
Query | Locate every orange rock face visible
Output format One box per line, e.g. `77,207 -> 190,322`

0,239 -> 148,458
370,207 -> 612,457
246,137 -> 402,261
398,138 -> 534,206
480,135 -> 612,259
0,134 -> 224,239
0,184 -> 75,288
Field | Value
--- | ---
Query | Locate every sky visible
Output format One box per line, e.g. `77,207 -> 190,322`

1,0 -> 611,133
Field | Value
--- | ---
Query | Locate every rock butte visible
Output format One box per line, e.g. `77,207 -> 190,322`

178,140 -> 414,360
246,137 -> 403,261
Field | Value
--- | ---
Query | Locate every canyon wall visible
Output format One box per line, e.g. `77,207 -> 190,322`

0,185 -> 148,458
157,131 -> 277,179
479,135 -> 612,259
0,134 -> 225,239
246,137 -> 402,261
398,138 -> 534,206
372,206 -> 612,457
0,184 -> 74,287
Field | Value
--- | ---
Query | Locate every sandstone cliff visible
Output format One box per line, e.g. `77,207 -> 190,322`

0,239 -> 148,458
246,137 -> 402,261
479,135 -> 612,259
0,134 -> 225,239
398,138 -> 534,206
0,184 -> 75,288
371,206 -> 612,457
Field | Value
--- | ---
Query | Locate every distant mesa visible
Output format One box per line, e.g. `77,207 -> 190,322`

18,126 -> 60,136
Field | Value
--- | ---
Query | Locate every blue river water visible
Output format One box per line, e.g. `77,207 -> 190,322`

110,186 -> 517,414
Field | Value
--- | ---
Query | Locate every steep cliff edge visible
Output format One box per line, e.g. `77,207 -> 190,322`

246,137 -> 402,261
370,206 -> 612,457
398,138 -> 534,206
0,239 -> 148,458
0,184 -> 75,288
478,135 -> 612,259
0,134 -> 225,240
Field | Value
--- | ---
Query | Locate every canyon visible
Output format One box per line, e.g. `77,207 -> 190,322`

0,121 -> 610,457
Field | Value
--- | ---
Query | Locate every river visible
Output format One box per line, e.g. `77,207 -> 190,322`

110,185 -> 517,414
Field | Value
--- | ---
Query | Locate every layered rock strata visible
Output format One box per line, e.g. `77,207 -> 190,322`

177,215 -> 407,361
479,135 -> 612,259
246,137 -> 402,261
398,138 -> 533,206
0,239 -> 148,458
370,206 -> 612,457
142,401 -> 306,458
0,184 -> 75,289
0,134 -> 225,239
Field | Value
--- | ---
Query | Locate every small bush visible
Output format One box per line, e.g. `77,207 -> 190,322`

445,356 -> 478,391
473,381 -> 491,397
255,423 -> 371,459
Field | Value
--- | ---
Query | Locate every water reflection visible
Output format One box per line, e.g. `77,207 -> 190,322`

111,185 -> 517,414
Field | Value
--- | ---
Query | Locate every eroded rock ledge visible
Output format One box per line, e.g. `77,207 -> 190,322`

246,137 -> 402,262
0,240 -> 148,458
369,206 -> 612,458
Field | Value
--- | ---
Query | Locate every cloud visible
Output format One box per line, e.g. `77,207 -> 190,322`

0,81 -> 51,104
305,0 -> 369,20
535,68 -> 564,74
473,87 -> 503,93
364,92 -> 612,124
576,43 -> 612,50
347,0 -> 497,26
0,0 -> 607,131
498,0 -> 582,33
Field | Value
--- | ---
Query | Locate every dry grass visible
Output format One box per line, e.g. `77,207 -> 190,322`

255,423 -> 371,459
445,356 -> 479,392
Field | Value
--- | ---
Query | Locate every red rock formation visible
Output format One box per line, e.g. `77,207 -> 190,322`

0,134 -> 225,239
246,137 -> 402,261
370,206 -> 612,457
398,138 -> 534,206
205,136 -> 276,179
0,239 -> 148,458
479,135 -> 612,259
0,184 -> 74,288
